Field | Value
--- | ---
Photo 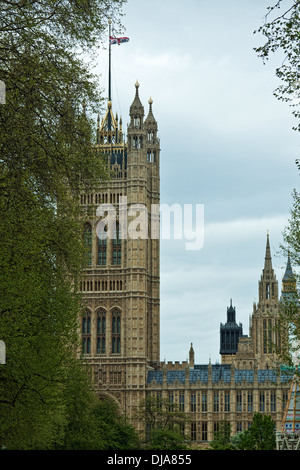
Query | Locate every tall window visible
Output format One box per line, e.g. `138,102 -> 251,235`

236,392 -> 242,412
112,222 -> 121,265
112,309 -> 121,353
214,392 -> 219,412
201,422 -> 207,441
271,392 -> 276,412
97,309 -> 106,354
191,422 -> 196,441
260,392 -> 265,412
190,393 -> 196,412
202,393 -> 207,412
168,393 -> 174,411
98,226 -> 107,266
83,223 -> 92,266
82,309 -> 91,354
248,392 -> 253,412
225,393 -> 230,412
179,393 -> 185,412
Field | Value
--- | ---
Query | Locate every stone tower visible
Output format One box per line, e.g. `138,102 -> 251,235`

250,233 -> 281,368
79,82 -> 160,421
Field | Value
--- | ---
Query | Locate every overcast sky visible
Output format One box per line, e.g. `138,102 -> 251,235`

95,0 -> 300,364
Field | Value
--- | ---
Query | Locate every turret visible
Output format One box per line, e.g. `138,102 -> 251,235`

220,299 -> 243,356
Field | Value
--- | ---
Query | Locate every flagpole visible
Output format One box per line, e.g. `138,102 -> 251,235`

108,19 -> 112,103
108,19 -> 112,132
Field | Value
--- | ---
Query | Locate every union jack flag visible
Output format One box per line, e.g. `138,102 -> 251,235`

109,36 -> 130,46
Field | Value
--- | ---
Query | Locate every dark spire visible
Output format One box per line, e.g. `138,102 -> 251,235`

281,252 -> 298,304
283,252 -> 295,281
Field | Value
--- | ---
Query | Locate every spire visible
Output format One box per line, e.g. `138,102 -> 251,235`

129,80 -> 144,118
227,298 -> 236,323
283,252 -> 295,281
258,232 -> 278,305
144,97 -> 157,129
281,252 -> 298,304
189,343 -> 195,367
264,231 -> 273,272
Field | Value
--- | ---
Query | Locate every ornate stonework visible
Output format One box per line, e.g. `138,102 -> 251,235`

79,85 -> 294,444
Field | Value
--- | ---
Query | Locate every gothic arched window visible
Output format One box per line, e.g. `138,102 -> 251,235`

112,309 -> 121,354
82,309 -> 91,354
98,225 -> 107,266
112,222 -> 121,265
97,309 -> 106,354
83,223 -> 92,267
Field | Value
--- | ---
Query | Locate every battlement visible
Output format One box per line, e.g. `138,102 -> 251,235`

161,360 -> 189,370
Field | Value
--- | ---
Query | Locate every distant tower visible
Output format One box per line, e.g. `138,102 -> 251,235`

250,233 -> 281,368
281,253 -> 298,304
280,253 -> 300,368
220,299 -> 243,362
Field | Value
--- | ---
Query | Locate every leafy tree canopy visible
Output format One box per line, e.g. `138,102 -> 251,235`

0,0 -> 126,449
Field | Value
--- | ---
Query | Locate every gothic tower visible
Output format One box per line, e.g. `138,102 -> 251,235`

79,82 -> 160,421
220,299 -> 243,363
250,233 -> 281,368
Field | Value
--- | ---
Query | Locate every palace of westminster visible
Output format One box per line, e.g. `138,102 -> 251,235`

79,77 -> 298,444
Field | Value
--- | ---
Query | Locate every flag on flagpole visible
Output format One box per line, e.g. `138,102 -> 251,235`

109,36 -> 129,46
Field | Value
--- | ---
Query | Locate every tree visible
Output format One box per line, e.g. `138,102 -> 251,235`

0,0 -> 126,449
254,1 -> 300,132
59,398 -> 141,450
137,396 -> 190,450
279,191 -> 300,370
210,421 -> 233,450
232,413 -> 276,450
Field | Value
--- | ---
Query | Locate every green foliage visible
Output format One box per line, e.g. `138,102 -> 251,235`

231,414 -> 276,450
145,429 -> 188,451
0,0 -> 126,449
254,1 -> 300,132
137,396 -> 190,450
279,189 -> 300,369
59,398 -> 141,450
210,421 -> 233,450
255,2 -> 300,374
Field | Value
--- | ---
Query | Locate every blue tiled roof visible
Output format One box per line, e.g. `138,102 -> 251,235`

146,366 -> 291,385
190,366 -> 208,383
212,365 -> 231,382
257,369 -> 277,382
235,370 -> 254,383
147,370 -> 163,384
167,370 -> 186,383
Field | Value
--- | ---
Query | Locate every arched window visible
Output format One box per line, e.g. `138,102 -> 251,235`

82,309 -> 91,354
112,221 -> 121,265
112,309 -> 121,354
97,309 -> 106,354
83,223 -> 92,266
98,225 -> 107,266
